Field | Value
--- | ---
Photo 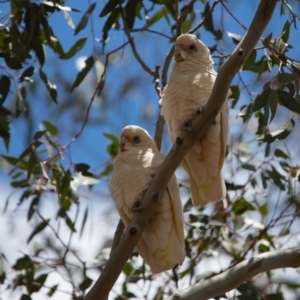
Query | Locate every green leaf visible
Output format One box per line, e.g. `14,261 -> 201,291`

232,198 -> 255,215
74,2 -> 96,35
63,10 -> 75,29
201,2 -> 214,33
65,213 -> 76,232
225,181 -> 245,191
291,61 -> 300,77
277,90 -> 300,114
274,148 -> 288,158
11,180 -> 30,188
102,8 -> 121,41
181,10 -> 195,33
271,38 -> 287,54
241,163 -> 256,172
268,89 -> 277,124
100,164 -> 113,176
146,7 -> 169,27
266,166 -> 286,190
13,256 -> 33,270
230,85 -> 240,108
0,75 -> 10,105
60,37 -> 87,60
103,132 -> 119,158
18,66 -> 34,83
282,21 -> 290,43
20,294 -> 32,300
31,273 -> 48,293
39,69 -> 57,103
71,55 -> 94,92
80,207 -> 88,238
242,49 -> 256,70
43,2 -> 79,12
15,86 -> 27,117
79,277 -> 93,291
257,119 -> 295,143
265,142 -> 271,157
27,219 -> 50,243
125,0 -> 137,29
277,73 -> 295,84
123,262 -> 133,276
0,106 -> 11,149
263,32 -> 272,47
0,271 -> 6,284
47,284 -> 58,297
43,120 -> 58,136
33,130 -> 47,141
227,32 -> 241,44
251,88 -> 270,112
27,196 -> 40,221
258,204 -> 268,216
99,0 -> 119,17
30,37 -> 45,67
60,172 -> 73,201
75,163 -> 93,177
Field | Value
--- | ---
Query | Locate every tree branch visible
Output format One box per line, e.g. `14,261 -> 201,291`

165,247 -> 300,300
83,1 -> 277,299
109,219 -> 125,258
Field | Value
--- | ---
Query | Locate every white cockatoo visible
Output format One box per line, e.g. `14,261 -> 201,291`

160,34 -> 228,206
109,125 -> 185,273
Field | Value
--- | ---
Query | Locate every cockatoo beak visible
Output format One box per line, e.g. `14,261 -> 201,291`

119,135 -> 129,152
174,44 -> 188,62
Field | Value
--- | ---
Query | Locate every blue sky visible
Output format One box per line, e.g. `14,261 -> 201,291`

1,1 -> 300,299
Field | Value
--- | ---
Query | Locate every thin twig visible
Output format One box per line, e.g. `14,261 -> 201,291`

154,114 -> 165,151
161,45 -> 174,87
129,28 -> 172,39
175,0 -> 181,36
178,0 -> 197,33
221,0 -> 248,31
119,2 -> 156,77
109,219 -> 125,258
42,41 -> 129,166
165,247 -> 300,300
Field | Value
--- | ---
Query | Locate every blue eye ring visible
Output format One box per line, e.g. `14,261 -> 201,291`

188,44 -> 197,53
133,135 -> 141,144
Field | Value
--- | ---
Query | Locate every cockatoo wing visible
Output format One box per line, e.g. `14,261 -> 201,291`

136,152 -> 185,273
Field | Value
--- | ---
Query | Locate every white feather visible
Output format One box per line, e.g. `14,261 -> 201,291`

160,34 -> 228,206
109,125 -> 185,273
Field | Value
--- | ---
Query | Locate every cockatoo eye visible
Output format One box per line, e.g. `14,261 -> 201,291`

188,44 -> 197,53
132,135 -> 141,144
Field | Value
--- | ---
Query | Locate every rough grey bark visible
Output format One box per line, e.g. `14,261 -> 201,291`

165,247 -> 300,300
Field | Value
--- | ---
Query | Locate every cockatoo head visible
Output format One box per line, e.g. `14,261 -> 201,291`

119,125 -> 157,152
174,34 -> 213,68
